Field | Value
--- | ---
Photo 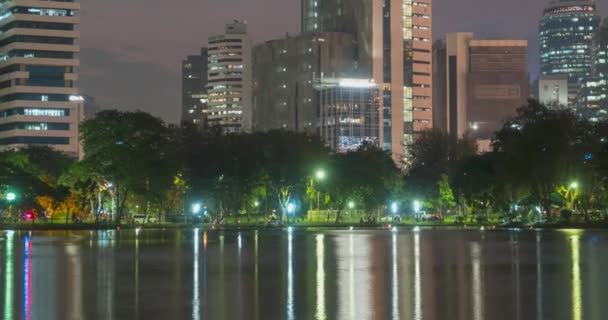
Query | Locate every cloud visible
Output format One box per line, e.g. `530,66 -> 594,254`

79,47 -> 181,124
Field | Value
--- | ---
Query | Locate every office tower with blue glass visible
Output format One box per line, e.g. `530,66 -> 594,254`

539,0 -> 601,106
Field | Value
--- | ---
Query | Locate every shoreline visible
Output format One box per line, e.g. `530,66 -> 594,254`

1,221 -> 607,231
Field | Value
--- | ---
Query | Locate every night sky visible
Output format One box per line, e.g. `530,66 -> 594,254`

78,0 -> 606,124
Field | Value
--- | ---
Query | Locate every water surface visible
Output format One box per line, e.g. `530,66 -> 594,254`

0,228 -> 606,319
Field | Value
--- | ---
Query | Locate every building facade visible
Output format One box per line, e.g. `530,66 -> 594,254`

577,18 -> 608,120
252,32 -> 357,133
539,0 -> 601,106
0,0 -> 82,157
434,33 -> 529,150
315,78 -> 381,152
300,0 -> 433,160
181,48 -> 208,126
206,21 -> 252,133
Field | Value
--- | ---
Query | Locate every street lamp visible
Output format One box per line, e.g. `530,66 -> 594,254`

312,169 -> 327,212
390,202 -> 398,215
570,182 -> 579,189
287,203 -> 296,215
5,192 -> 16,221
413,200 -> 421,218
191,202 -> 202,215
315,169 -> 326,181
348,201 -> 355,209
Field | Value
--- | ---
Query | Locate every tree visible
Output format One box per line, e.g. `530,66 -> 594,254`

493,100 -> 582,218
328,143 -> 402,222
80,110 -> 175,223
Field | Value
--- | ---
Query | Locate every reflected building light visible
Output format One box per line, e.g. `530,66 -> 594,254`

511,233 -> 521,320
471,242 -> 483,320
287,227 -> 294,320
414,232 -> 422,320
23,235 -> 32,320
570,233 -> 582,320
193,229 -> 200,320
254,230 -> 259,320
65,244 -> 83,319
203,231 -> 208,249
4,231 -> 14,320
349,235 -> 355,318
316,234 -> 326,320
391,233 -> 399,320
536,233 -> 543,320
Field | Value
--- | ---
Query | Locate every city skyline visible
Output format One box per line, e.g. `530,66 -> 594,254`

78,0 -> 607,124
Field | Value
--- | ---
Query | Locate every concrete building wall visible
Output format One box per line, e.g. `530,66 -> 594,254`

206,21 -> 252,133
252,32 -> 357,133
468,40 -> 529,141
434,34 -> 528,148
0,0 -> 82,157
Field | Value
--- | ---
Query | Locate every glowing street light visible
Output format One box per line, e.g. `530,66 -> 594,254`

315,169 -> 326,181
348,201 -> 355,209
5,192 -> 16,202
191,202 -> 202,215
5,192 -> 16,221
413,200 -> 421,213
570,182 -> 579,189
287,203 -> 296,215
390,202 -> 398,215
254,201 -> 260,207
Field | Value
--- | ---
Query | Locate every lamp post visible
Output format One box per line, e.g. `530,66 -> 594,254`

569,182 -> 579,212
413,200 -> 421,219
6,192 -> 16,222
315,170 -> 325,211
287,202 -> 296,224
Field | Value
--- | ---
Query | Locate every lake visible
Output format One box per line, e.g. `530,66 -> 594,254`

0,227 -> 606,319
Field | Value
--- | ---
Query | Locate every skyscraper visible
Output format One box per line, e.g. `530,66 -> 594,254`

434,33 -> 529,151
301,0 -> 433,160
181,48 -> 208,126
206,21 -> 252,133
0,0 -> 82,157
578,17 -> 608,119
539,0 -> 601,105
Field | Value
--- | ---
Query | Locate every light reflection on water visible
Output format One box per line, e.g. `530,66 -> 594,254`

0,229 -> 607,319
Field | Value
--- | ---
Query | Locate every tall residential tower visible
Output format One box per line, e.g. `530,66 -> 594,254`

206,21 -> 252,133
0,0 -> 82,157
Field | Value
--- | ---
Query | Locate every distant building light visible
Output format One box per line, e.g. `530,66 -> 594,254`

69,95 -> 85,102
338,78 -> 376,88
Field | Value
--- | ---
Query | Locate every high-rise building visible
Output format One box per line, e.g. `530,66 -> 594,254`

577,18 -> 608,120
300,0 -> 433,160
206,21 -> 252,133
0,0 -> 82,157
252,32 -> 357,133
434,33 -> 529,150
539,0 -> 601,106
181,48 -> 208,126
